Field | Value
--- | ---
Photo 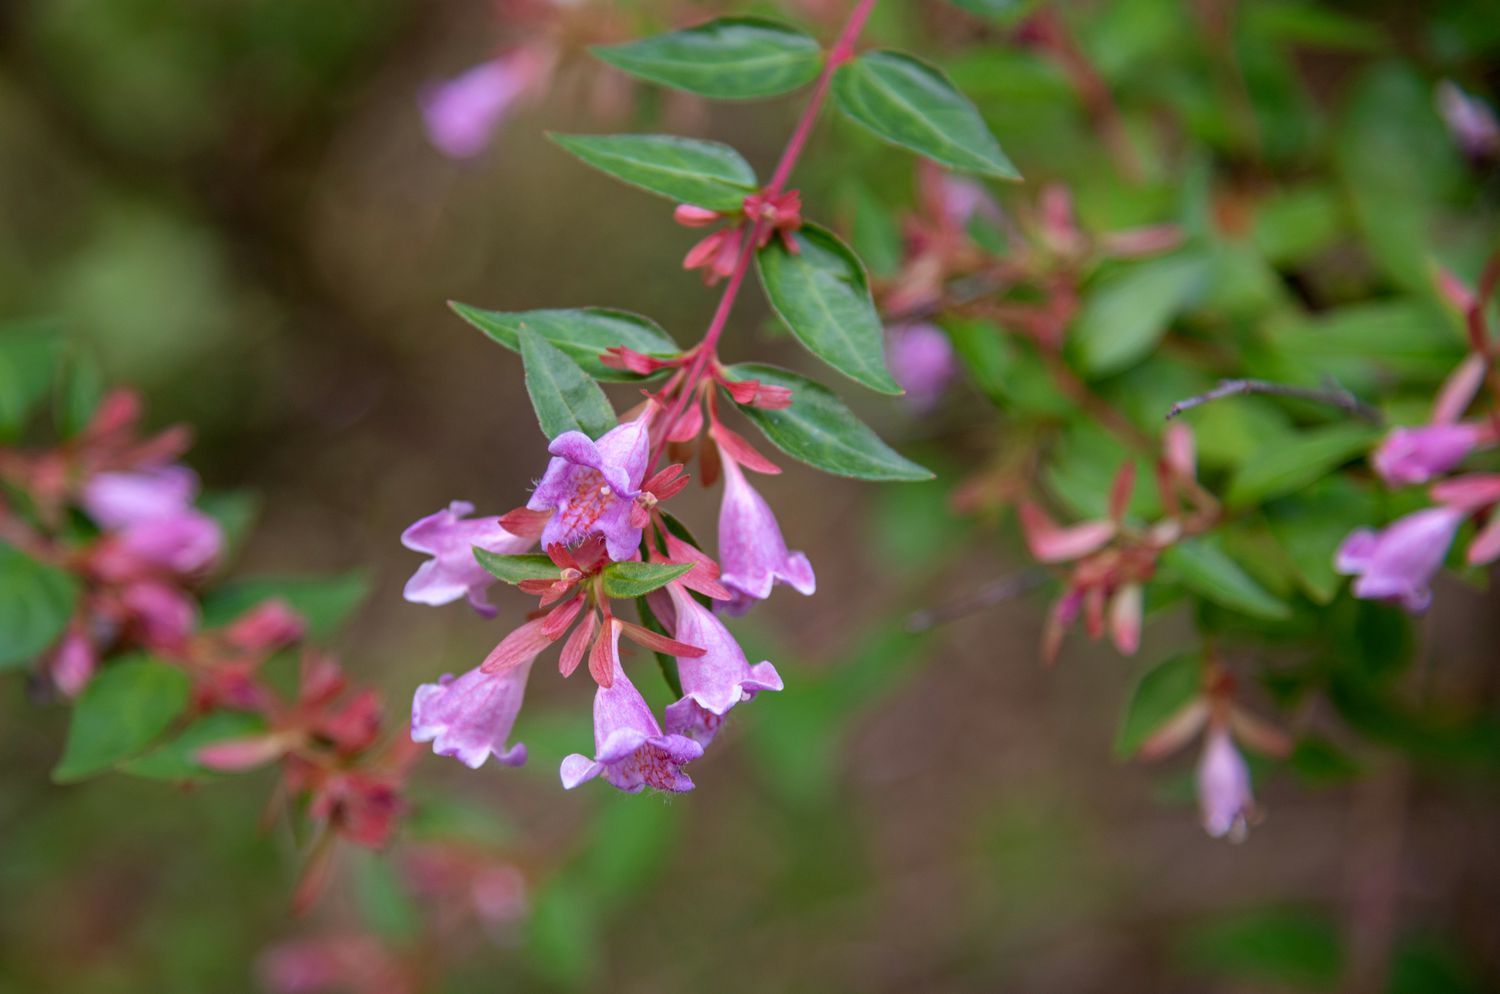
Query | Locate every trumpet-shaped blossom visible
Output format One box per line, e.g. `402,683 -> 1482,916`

1335,506 -> 1464,613
420,50 -> 545,159
527,415 -> 650,562
1372,423 -> 1481,486
410,620 -> 547,769
661,583 -> 782,746
560,622 -> 702,793
716,454 -> 815,608
886,323 -> 957,412
1197,725 -> 1254,842
82,465 -> 222,574
402,501 -> 532,616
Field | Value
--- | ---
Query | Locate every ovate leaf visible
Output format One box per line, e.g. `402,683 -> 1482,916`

1226,424 -> 1378,507
1070,254 -> 1210,376
201,572 -> 369,642
118,711 -> 267,781
474,550 -> 563,584
53,656 -> 191,782
0,541 -> 79,669
592,17 -> 823,100
757,224 -> 900,394
601,561 -> 693,599
519,329 -> 617,440
451,304 -> 678,382
725,363 -> 932,481
1161,537 -> 1292,621
1115,653 -> 1202,759
0,320 -> 64,439
549,133 -> 756,211
832,50 -> 1020,179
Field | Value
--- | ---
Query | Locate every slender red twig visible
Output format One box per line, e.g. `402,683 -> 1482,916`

650,0 -> 878,468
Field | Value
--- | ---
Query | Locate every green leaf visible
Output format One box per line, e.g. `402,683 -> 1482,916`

635,595 -> 682,696
549,133 -> 756,211
1069,254 -> 1210,376
451,303 -> 679,383
1176,910 -> 1344,991
518,328 -> 617,440
757,224 -> 899,394
201,572 -> 369,642
1264,477 -> 1377,604
53,656 -> 192,783
0,320 -> 64,440
601,561 -> 692,600
592,17 -> 823,100
0,541 -> 79,670
1115,653 -> 1202,759
1226,423 -> 1378,507
118,711 -> 267,781
474,550 -> 562,584
832,50 -> 1020,179
725,363 -> 932,481
1161,537 -> 1292,621
197,490 -> 261,565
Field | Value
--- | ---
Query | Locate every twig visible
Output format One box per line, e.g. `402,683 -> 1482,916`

904,569 -> 1048,632
1165,378 -> 1383,425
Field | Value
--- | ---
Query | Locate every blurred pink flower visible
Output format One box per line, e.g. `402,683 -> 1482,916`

1197,724 -> 1254,842
885,322 -> 958,411
1335,506 -> 1464,612
421,49 -> 549,159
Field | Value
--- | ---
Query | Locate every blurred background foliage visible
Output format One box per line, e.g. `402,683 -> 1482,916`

2,0 -> 1499,991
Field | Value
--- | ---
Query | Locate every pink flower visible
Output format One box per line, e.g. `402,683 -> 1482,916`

560,620 -> 702,793
410,619 -> 550,768
527,414 -> 651,562
716,453 -> 815,608
82,465 -> 222,575
1373,424 -> 1482,486
123,579 -> 198,647
1197,725 -> 1254,842
1335,506 -> 1464,612
401,501 -> 532,617
420,50 -> 545,159
1437,80 -> 1500,163
48,624 -> 96,697
661,583 -> 782,746
885,323 -> 958,411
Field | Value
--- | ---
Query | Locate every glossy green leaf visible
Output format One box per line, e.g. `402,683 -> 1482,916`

725,363 -> 932,481
53,656 -> 192,782
1162,537 -> 1292,621
519,329 -> 617,440
474,550 -> 562,584
201,572 -> 369,642
592,17 -> 823,100
1226,423 -> 1378,507
118,711 -> 267,781
451,303 -> 679,382
549,133 -> 756,211
1114,653 -> 1202,759
0,541 -> 79,670
1070,254 -> 1210,376
757,224 -> 900,394
601,561 -> 692,599
832,50 -> 1020,179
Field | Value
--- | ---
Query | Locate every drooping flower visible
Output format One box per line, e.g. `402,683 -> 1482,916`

885,322 -> 958,412
527,414 -> 651,562
661,583 -> 782,746
716,453 -> 815,608
47,623 -> 96,698
560,620 -> 702,793
1372,423 -> 1482,486
410,619 -> 550,769
82,465 -> 222,575
420,49 -> 547,159
1197,724 -> 1255,842
1335,506 -> 1464,612
401,500 -> 533,616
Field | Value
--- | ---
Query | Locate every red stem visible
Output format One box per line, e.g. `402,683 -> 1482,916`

650,0 -> 877,468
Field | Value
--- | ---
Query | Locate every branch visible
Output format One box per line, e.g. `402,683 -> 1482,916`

1165,378 -> 1383,425
904,569 -> 1048,632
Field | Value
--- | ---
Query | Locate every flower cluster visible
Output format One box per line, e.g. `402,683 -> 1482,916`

0,384 -> 417,907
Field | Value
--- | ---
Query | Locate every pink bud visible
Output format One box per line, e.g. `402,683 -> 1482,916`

1018,502 -> 1115,563
198,733 -> 292,771
673,204 -> 722,227
1108,583 -> 1143,655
